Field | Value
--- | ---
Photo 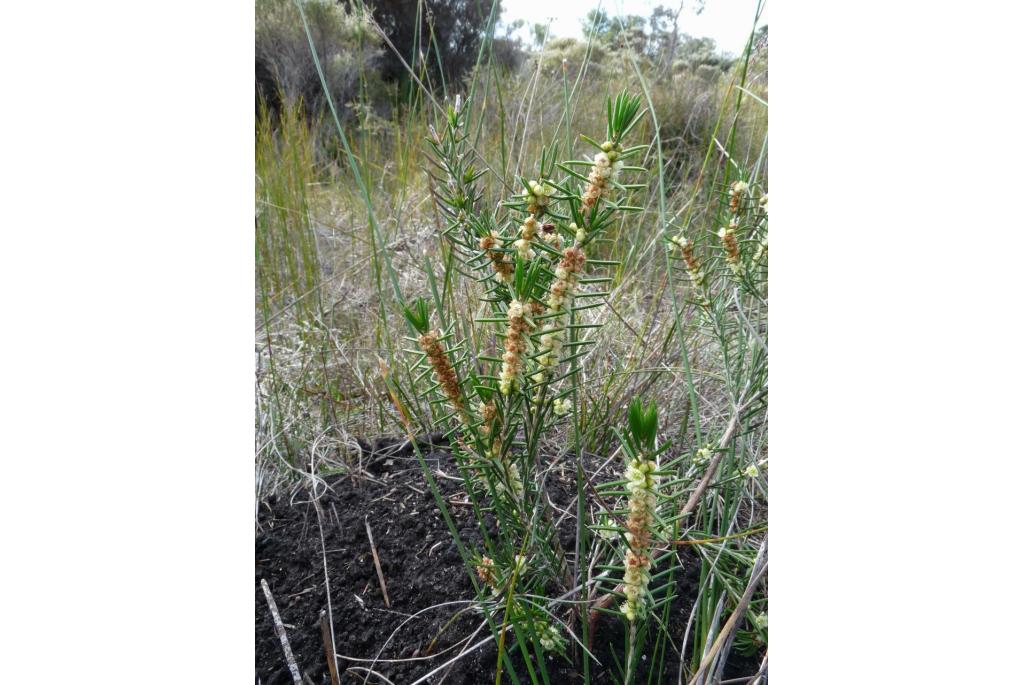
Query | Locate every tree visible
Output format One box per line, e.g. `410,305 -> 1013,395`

531,22 -> 549,48
361,0 -> 503,88
581,8 -> 646,48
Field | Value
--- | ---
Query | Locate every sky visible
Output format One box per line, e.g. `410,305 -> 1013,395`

499,0 -> 767,56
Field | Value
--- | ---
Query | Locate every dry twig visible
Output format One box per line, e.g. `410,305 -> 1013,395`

365,516 -> 391,607
320,610 -> 341,685
260,578 -> 303,685
688,538 -> 768,685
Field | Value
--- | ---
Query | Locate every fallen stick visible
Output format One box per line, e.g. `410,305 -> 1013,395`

688,549 -> 768,685
260,578 -> 303,685
707,538 -> 769,684
320,610 -> 340,685
365,516 -> 391,607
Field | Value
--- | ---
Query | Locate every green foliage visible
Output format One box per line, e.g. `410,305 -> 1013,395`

401,297 -> 431,334
626,398 -> 658,452
608,89 -> 645,141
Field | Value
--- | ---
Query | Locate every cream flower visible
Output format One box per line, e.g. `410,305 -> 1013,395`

538,623 -> 564,651
513,237 -> 536,260
719,223 -> 743,277
527,180 -> 554,207
620,453 -> 659,623
499,300 -> 528,395
533,246 -> 586,386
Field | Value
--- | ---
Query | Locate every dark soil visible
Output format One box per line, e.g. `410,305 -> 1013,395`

256,436 -> 761,684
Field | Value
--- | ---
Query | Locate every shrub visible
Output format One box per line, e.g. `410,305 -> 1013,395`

388,92 -> 653,671
255,5 -> 769,680
256,0 -> 382,117
532,37 -> 608,78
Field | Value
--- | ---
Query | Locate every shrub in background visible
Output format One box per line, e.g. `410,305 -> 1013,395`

256,0 -> 383,117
